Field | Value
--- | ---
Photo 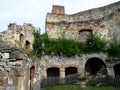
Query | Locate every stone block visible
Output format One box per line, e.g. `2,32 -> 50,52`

0,71 -> 6,77
7,78 -> 13,85
0,87 -> 6,90
4,66 -> 11,72
8,61 -> 22,66
2,53 -> 10,59
10,53 -> 25,60
0,62 -> 6,66
12,78 -> 18,86
6,86 -> 16,90
15,61 -> 23,66
0,77 -> 7,86
0,58 -> 9,62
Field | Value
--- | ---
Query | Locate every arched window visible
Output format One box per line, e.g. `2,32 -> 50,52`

79,29 -> 92,43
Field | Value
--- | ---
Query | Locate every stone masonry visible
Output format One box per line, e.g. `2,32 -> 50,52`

0,1 -> 120,89
0,43 -> 41,90
40,53 -> 108,78
0,23 -> 35,51
46,1 -> 120,43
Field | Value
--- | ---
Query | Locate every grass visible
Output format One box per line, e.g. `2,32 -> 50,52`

41,84 -> 120,90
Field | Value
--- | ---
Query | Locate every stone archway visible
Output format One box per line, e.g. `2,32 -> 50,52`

114,64 -> 120,76
65,67 -> 78,76
85,57 -> 106,75
47,67 -> 60,77
30,66 -> 35,90
30,66 -> 35,80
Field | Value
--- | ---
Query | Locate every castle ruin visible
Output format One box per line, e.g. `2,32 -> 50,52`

0,23 -> 35,51
46,2 -> 120,43
44,1 -> 120,81
0,1 -> 120,90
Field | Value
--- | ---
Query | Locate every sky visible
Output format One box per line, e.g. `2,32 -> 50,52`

0,0 -> 119,33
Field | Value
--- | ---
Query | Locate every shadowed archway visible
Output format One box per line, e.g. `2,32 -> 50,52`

65,67 -> 78,76
47,67 -> 60,77
114,64 -> 120,76
30,66 -> 35,80
25,40 -> 31,49
85,57 -> 106,75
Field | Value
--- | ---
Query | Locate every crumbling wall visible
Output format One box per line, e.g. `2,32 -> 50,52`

0,23 -> 35,51
46,1 -> 120,43
0,43 -> 41,90
39,52 -> 107,79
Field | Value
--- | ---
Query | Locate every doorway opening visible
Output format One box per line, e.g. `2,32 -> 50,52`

114,64 -> 120,76
85,58 -> 106,75
65,67 -> 78,76
47,67 -> 60,77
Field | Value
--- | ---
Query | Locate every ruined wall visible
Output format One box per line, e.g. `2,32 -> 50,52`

39,53 -> 108,79
46,1 -> 120,43
0,23 -> 35,51
0,43 -> 41,90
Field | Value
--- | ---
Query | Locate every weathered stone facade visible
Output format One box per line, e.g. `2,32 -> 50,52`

39,53 -> 108,78
46,1 -> 120,43
0,1 -> 120,89
0,23 -> 35,51
0,43 -> 40,90
43,1 -> 120,79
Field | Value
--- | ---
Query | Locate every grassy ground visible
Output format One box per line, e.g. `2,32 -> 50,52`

41,84 -> 120,90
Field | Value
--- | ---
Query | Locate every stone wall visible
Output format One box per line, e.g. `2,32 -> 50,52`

46,1 -> 120,43
39,52 -> 108,79
0,23 -> 35,51
0,43 -> 41,90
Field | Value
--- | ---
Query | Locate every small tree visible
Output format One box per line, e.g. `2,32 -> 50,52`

32,29 -> 42,57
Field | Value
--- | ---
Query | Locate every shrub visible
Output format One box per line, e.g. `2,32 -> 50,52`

44,37 -> 80,57
85,34 -> 106,52
108,42 -> 120,57
32,29 -> 43,57
32,32 -> 107,57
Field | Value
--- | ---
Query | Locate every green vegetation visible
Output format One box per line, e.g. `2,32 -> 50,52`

32,30 -> 120,57
32,29 -> 43,57
44,36 -> 80,56
41,84 -> 120,90
85,34 -> 106,52
108,41 -> 120,57
32,30 -> 107,57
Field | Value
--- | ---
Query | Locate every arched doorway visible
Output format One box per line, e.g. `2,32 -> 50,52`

30,66 -> 35,80
65,67 -> 78,76
47,67 -> 60,77
85,58 -> 106,75
30,66 -> 35,90
114,64 -> 120,76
